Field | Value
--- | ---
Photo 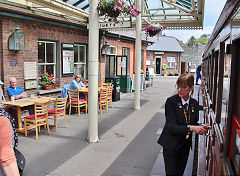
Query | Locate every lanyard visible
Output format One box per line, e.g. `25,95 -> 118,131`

183,104 -> 190,125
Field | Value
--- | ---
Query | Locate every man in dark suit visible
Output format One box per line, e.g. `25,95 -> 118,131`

157,74 -> 209,175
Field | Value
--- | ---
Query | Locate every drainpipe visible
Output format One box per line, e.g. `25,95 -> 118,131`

87,0 -> 99,142
134,0 -> 142,110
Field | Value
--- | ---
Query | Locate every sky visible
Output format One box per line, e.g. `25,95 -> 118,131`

163,0 -> 228,43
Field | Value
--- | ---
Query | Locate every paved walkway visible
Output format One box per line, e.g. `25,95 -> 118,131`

17,76 -> 197,176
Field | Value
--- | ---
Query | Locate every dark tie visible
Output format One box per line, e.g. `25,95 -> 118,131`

184,103 -> 188,111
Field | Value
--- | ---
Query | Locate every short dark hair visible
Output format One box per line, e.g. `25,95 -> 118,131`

176,73 -> 194,88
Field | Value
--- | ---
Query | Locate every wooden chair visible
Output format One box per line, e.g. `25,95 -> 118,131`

24,98 -> 51,139
67,89 -> 87,117
98,87 -> 108,115
48,96 -> 68,132
107,83 -> 113,108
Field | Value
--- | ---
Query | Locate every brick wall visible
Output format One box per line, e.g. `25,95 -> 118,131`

0,16 -> 88,96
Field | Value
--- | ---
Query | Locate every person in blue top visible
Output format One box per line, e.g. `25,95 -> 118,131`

195,64 -> 202,85
7,77 -> 34,127
69,74 -> 85,99
61,74 -> 85,98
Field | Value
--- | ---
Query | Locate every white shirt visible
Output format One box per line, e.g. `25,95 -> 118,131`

181,97 -> 190,110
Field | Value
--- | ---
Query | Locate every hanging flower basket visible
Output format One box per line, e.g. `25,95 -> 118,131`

97,0 -> 140,23
142,25 -> 166,37
105,6 -> 120,18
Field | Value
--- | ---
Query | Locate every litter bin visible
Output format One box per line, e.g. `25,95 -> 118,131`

118,74 -> 131,93
105,76 -> 120,102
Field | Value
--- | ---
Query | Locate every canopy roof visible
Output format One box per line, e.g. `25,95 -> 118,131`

62,0 -> 205,30
1,0 -> 204,30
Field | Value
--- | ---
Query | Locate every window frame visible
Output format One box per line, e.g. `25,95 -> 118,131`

74,43 -> 87,79
167,56 -> 176,69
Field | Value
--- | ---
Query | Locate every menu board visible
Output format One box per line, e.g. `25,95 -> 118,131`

24,62 -> 37,80
63,50 -> 74,74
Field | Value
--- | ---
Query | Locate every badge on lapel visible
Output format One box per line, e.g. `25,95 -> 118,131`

178,103 -> 182,109
191,104 -> 194,112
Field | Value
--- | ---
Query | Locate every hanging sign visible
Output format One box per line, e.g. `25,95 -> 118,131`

98,21 -> 131,29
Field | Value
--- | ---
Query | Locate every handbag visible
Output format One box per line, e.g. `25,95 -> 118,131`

14,148 -> 26,176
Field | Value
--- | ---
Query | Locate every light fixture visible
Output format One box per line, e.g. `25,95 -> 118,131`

8,26 -> 25,51
101,41 -> 111,55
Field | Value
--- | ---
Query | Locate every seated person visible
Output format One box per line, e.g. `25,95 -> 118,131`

7,77 -> 34,127
69,74 -> 86,99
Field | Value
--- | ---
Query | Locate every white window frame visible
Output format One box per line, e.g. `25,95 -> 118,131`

38,40 -> 56,77
74,44 -> 87,79
167,56 -> 175,69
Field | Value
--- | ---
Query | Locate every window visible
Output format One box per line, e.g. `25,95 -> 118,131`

122,47 -> 130,74
38,41 -> 56,82
74,44 -> 87,79
141,49 -> 144,70
167,56 -> 175,68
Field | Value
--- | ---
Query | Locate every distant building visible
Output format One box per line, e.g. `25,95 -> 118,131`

181,43 -> 206,73
146,36 -> 184,75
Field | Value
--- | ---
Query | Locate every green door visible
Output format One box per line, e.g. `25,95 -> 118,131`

116,55 -> 130,93
156,57 -> 161,74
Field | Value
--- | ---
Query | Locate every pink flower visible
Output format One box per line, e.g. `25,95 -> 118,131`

117,3 -> 122,7
163,26 -> 166,29
38,77 -> 42,80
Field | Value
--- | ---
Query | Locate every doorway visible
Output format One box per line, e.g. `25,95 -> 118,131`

156,57 -> 162,74
105,55 -> 116,77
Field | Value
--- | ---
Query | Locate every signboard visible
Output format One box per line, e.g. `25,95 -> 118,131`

62,43 -> 74,76
24,62 -> 37,80
98,21 -> 131,29
146,60 -> 151,65
154,52 -> 164,55
25,80 -> 37,89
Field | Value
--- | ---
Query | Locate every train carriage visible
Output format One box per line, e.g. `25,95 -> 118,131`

199,0 -> 240,175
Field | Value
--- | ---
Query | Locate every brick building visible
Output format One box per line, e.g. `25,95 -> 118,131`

146,35 -> 184,75
0,1 -> 149,97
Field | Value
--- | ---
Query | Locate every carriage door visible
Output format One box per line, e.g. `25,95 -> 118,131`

156,57 -> 161,74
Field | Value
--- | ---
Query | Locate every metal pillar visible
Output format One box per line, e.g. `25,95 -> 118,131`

87,0 -> 99,142
134,0 -> 142,110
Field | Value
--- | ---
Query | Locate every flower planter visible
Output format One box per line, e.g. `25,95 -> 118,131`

52,84 -> 58,89
148,30 -> 159,37
106,8 -> 120,18
42,85 -> 53,90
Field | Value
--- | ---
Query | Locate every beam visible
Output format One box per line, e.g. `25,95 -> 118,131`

82,4 -> 89,10
73,0 -> 85,7
161,0 -> 191,13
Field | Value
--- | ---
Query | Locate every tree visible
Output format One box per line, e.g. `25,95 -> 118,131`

187,36 -> 196,46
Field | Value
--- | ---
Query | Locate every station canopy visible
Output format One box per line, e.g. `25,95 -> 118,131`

2,0 -> 204,30
61,0 -> 205,30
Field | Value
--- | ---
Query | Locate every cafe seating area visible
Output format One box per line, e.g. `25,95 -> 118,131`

2,82 -> 115,139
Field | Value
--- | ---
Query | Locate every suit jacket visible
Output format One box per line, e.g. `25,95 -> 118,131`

157,94 -> 199,151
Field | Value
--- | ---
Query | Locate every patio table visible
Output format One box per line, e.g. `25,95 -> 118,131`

4,97 -> 55,133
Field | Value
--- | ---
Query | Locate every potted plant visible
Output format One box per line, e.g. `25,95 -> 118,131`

97,0 -> 140,23
142,25 -> 166,37
38,71 -> 59,90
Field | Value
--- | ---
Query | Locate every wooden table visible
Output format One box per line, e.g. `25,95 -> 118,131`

4,97 -> 55,133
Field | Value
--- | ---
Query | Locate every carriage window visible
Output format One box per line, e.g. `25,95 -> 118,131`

220,42 -> 231,130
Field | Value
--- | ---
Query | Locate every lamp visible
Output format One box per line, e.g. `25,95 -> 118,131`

8,26 -> 25,51
101,41 -> 111,55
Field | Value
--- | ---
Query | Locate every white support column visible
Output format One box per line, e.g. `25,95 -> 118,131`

134,0 -> 142,110
87,0 -> 99,142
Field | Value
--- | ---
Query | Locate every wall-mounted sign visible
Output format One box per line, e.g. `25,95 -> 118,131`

24,62 -> 37,80
98,21 -> 131,29
25,80 -> 37,89
154,52 -> 164,55
146,60 -> 151,65
10,59 -> 18,68
62,43 -> 74,76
